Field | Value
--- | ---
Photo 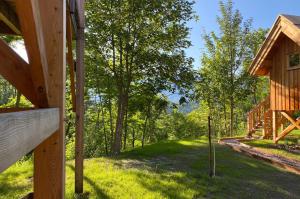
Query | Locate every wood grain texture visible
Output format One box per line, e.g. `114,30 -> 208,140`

33,0 -> 66,198
76,0 -> 85,28
0,38 -> 38,105
269,36 -> 300,111
16,0 -> 49,108
75,26 -> 85,194
0,108 -> 59,173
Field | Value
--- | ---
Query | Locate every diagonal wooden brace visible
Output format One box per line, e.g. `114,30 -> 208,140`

275,111 -> 300,143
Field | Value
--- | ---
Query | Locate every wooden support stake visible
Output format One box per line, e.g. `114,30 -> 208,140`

75,26 -> 85,194
208,116 -> 213,177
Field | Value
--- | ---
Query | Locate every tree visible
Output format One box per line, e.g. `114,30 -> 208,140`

86,0 -> 195,154
196,0 -> 268,137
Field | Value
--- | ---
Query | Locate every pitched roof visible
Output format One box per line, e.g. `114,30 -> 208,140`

249,14 -> 300,76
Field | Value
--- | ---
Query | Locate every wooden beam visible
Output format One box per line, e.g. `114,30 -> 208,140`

76,0 -> 85,29
16,0 -> 49,108
75,25 -> 85,194
281,111 -> 300,130
272,111 -> 278,143
33,0 -> 66,198
0,1 -> 21,34
67,11 -> 76,112
0,107 -> 35,113
0,108 -> 59,173
0,39 -> 38,105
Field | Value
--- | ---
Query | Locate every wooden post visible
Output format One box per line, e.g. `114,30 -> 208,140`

33,1 -> 66,198
208,116 -> 213,177
75,26 -> 85,194
272,110 -> 278,143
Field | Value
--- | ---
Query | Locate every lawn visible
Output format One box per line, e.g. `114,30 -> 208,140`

1,137 -> 300,199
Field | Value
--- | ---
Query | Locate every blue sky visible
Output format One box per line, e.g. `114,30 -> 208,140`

186,0 -> 300,70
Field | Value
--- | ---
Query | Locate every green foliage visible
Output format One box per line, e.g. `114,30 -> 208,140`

195,0 -> 269,137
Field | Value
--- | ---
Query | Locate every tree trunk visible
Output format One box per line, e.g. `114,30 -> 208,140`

230,97 -> 234,137
108,97 -> 114,154
15,91 -> 21,107
142,115 -> 148,148
132,127 -> 135,148
112,92 -> 128,155
101,105 -> 108,155
123,108 -> 128,150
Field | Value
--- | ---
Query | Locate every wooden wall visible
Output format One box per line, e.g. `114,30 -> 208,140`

270,35 -> 300,110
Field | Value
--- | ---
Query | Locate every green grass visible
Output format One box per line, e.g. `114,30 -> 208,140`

1,137 -> 300,199
243,139 -> 300,162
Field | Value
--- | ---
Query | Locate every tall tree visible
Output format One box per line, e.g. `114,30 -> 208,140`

86,0 -> 195,154
197,0 -> 268,137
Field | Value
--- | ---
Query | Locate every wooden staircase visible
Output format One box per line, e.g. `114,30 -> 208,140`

247,96 -> 285,139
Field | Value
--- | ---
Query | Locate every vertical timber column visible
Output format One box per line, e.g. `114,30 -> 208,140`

75,27 -> 85,194
272,110 -> 278,143
33,0 -> 66,198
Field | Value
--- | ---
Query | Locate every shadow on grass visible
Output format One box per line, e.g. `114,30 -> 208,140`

67,164 -> 109,199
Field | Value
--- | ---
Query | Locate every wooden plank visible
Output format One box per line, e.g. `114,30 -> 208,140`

0,108 -> 59,173
0,1 -> 21,34
67,11 -> 76,112
0,39 -> 38,105
75,26 -> 85,194
16,0 -> 49,108
33,0 -> 66,198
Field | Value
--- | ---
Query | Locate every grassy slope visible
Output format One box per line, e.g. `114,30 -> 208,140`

1,138 -> 300,199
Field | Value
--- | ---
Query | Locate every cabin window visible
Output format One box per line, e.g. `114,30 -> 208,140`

288,53 -> 300,69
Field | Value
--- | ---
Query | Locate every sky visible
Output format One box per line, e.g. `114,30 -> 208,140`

186,0 -> 300,70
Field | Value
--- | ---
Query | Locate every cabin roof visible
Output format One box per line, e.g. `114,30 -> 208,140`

249,14 -> 300,76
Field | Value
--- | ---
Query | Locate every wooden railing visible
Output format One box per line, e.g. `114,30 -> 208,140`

247,96 -> 288,138
247,96 -> 271,137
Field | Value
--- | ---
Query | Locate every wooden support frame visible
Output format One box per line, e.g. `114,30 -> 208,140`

16,0 -> 50,108
0,108 -> 59,173
274,111 -> 300,143
0,38 -> 38,105
75,20 -> 85,196
67,11 -> 76,112
74,0 -> 85,194
29,1 -> 67,198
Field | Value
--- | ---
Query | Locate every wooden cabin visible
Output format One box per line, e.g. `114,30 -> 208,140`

0,0 -> 85,198
248,14 -> 300,143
